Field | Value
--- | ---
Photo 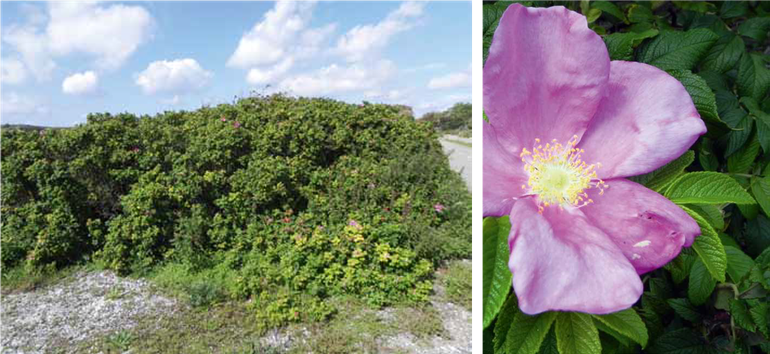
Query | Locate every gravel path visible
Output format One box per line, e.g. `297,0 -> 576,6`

1,271 -> 179,354
440,134 -> 472,191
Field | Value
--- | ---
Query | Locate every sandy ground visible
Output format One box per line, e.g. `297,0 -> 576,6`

440,134 -> 472,191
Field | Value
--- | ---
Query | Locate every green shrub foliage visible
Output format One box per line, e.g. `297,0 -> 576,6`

1,95 -> 471,327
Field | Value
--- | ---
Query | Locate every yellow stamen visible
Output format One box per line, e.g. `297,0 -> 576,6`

520,135 -> 605,213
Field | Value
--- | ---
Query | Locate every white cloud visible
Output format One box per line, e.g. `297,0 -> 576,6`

62,71 -> 98,95
2,24 -> 56,81
1,92 -> 48,116
1,2 -> 153,82
246,57 -> 294,85
334,1 -> 424,62
46,2 -> 154,70
1,57 -> 28,84
278,60 -> 396,96
135,59 -> 212,95
227,1 -> 316,69
427,71 -> 471,90
227,2 -> 336,85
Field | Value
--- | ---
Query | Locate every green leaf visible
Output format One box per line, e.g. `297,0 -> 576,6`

646,328 -> 713,354
685,204 -> 724,231
756,247 -> 770,266
724,111 -> 753,157
585,8 -> 602,24
483,35 -> 494,67
484,325 -> 495,354
483,216 -> 513,329
679,205 -> 728,283
665,251 -> 696,284
719,1 -> 748,19
737,53 -> 770,102
737,17 -> 770,42
745,215 -> 770,257
592,319 -> 634,348
698,71 -> 729,92
719,233 -> 740,249
725,246 -> 754,283
751,177 -> 770,217
702,33 -> 745,74
592,309 -> 649,348
503,311 -> 558,354
749,302 -> 769,336
483,2 -> 511,66
630,150 -> 694,192
555,312 -> 601,354
668,298 -> 703,323
728,133 -> 760,174
664,172 -> 757,205
741,97 -> 770,153
697,138 -> 719,172
673,1 -> 717,14
592,1 -> 626,22
667,70 -> 722,127
688,257 -> 717,306
637,28 -> 719,71
538,328 -> 559,354
716,91 -> 741,120
627,4 -> 654,24
603,29 -> 659,61
494,294 -> 519,353
728,299 -> 756,332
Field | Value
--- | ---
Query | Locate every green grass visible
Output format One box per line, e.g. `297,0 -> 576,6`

1,263 -> 97,294
438,260 -> 472,310
289,296 -> 445,354
78,293 -> 447,354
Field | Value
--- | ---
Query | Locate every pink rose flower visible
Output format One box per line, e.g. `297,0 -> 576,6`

484,4 -> 706,315
434,203 -> 445,213
221,116 -> 227,122
234,121 -> 241,129
348,220 -> 362,230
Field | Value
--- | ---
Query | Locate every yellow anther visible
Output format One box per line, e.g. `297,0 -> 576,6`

520,136 -> 605,210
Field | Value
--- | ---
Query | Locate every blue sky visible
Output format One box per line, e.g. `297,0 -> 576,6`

1,1 -> 471,127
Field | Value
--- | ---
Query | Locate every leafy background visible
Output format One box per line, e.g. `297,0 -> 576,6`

483,1 -> 770,354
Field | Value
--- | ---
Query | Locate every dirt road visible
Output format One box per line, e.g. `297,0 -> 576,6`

440,134 -> 472,191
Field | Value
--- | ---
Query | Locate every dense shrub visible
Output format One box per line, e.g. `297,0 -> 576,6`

1,94 -> 471,327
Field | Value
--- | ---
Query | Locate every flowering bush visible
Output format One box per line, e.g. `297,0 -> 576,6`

1,94 -> 471,327
484,2 -> 770,354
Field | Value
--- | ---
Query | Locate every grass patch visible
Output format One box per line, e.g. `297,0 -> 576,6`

291,296 -> 446,353
1,262 -> 97,294
438,260 -> 472,310
83,302 -> 274,353
444,138 -> 472,148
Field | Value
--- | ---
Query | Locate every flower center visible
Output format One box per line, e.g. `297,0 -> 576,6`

520,135 -> 605,213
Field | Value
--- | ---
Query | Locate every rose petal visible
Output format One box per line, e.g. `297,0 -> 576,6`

483,122 -> 528,216
578,61 -> 707,179
582,179 -> 701,274
508,197 -> 643,315
484,4 -> 609,150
